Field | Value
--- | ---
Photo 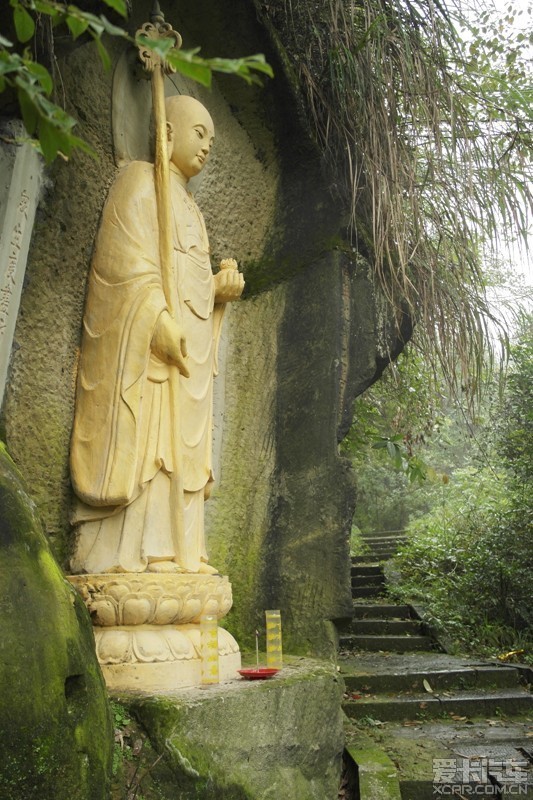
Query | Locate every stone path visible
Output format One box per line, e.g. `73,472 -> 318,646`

338,531 -> 533,799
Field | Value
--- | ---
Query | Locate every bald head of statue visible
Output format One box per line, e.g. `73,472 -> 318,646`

165,95 -> 215,184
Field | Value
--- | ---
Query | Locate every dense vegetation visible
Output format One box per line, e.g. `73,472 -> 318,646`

347,314 -> 533,661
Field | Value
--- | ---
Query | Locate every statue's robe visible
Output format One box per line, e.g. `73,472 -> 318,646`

70,160 -> 219,573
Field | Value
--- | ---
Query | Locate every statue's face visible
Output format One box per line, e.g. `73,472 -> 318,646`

168,102 -> 215,180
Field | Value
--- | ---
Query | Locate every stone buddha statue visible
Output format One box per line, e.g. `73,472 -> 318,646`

70,95 -> 244,576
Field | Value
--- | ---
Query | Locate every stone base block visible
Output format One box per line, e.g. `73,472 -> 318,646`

123,659 -> 345,799
95,623 -> 241,691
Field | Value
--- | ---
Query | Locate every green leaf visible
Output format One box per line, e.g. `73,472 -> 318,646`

244,54 -> 274,75
0,33 -> 14,47
33,0 -> 62,21
38,117 -> 64,162
66,133 -> 96,158
206,54 -> 274,85
17,87 -> 38,135
66,15 -> 89,40
137,35 -> 175,60
102,0 -> 127,17
26,61 -> 53,94
93,35 -> 111,71
13,5 -> 35,43
96,15 -> 129,37
72,9 -> 104,36
166,52 -> 212,87
0,52 -> 23,76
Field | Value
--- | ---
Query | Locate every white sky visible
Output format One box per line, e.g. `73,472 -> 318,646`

461,0 -> 532,298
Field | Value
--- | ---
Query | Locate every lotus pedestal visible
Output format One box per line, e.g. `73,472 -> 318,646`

68,573 -> 241,692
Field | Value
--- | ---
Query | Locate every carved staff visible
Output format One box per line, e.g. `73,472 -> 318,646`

137,3 -> 186,565
137,1 -> 182,316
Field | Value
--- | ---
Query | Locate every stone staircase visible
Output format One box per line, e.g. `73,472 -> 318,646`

346,528 -> 435,654
338,531 -> 533,799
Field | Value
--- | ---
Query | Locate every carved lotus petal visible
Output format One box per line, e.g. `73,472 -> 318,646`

180,598 -> 203,624
132,631 -> 171,662
95,630 -> 132,664
107,582 -> 131,602
183,626 -> 201,656
145,581 -> 165,599
164,630 -> 195,660
218,628 -> 240,656
154,598 -> 182,625
219,593 -> 233,616
91,599 -> 118,626
203,598 -> 219,617
121,596 -> 155,625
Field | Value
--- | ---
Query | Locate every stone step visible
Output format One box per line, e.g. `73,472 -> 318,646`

352,603 -> 413,619
348,619 -> 423,636
351,718 -> 533,800
343,688 -> 533,722
359,530 -> 406,540
350,586 -> 386,599
339,634 -> 435,652
344,743 -> 402,799
352,552 -> 396,562
361,536 -> 408,546
361,548 -> 397,557
351,574 -> 385,589
343,665 -> 522,694
350,564 -> 383,577
368,544 -> 398,561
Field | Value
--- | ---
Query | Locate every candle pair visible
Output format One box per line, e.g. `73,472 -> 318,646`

201,609 -> 283,685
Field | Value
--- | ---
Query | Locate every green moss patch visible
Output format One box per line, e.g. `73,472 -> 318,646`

0,446 -> 113,800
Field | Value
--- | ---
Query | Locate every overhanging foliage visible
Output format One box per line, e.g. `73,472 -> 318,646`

264,0 -> 532,396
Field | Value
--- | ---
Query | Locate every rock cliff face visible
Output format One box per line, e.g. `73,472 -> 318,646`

2,0 -> 409,653
0,447 -> 113,800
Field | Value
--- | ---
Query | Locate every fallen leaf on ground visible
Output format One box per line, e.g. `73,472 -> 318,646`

423,679 -> 433,693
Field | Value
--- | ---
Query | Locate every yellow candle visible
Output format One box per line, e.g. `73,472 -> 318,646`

265,609 -> 282,669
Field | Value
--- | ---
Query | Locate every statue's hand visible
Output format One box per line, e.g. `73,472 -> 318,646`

151,311 -> 189,377
214,259 -> 245,303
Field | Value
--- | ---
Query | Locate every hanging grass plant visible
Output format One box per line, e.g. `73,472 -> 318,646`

263,0 -> 532,397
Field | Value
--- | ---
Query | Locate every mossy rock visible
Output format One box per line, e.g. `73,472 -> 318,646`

0,444 -> 113,800
126,659 -> 344,799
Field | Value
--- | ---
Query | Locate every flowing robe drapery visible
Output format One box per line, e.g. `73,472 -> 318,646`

70,160 -> 218,573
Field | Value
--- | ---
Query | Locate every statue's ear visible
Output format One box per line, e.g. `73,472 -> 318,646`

166,121 -> 173,143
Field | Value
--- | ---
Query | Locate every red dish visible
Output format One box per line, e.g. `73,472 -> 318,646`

238,667 -> 279,680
